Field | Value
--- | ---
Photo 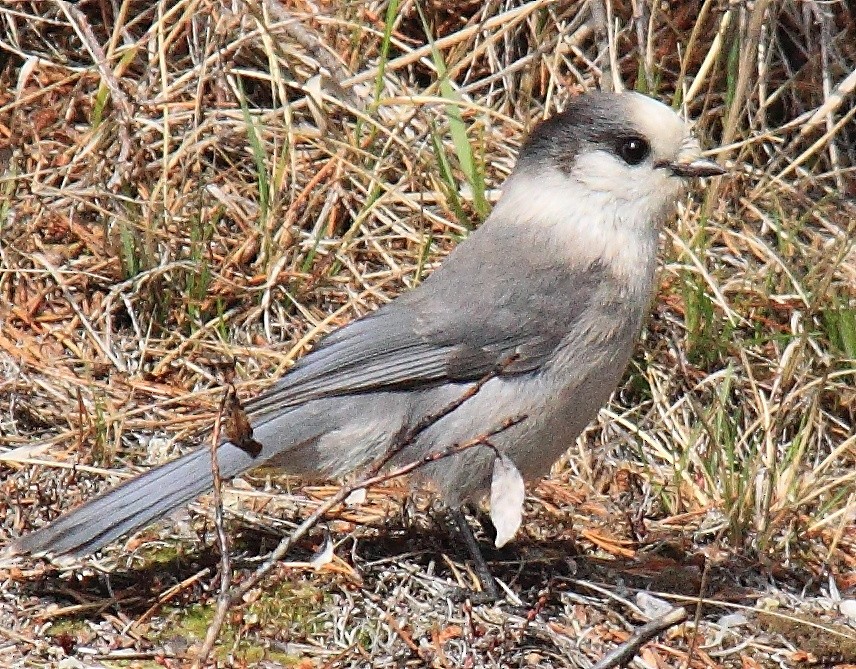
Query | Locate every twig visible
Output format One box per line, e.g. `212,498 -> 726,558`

92,653 -> 186,662
682,550 -> 713,669
231,413 -> 526,602
129,567 -> 212,633
192,390 -> 233,668
226,352 -> 523,605
591,607 -> 689,669
374,353 -> 520,474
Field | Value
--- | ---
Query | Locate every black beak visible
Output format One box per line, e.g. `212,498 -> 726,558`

657,157 -> 726,178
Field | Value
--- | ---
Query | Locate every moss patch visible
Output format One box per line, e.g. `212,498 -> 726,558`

153,580 -> 326,664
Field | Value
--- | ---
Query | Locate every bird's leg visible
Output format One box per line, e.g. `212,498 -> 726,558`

448,506 -> 501,603
471,505 -> 498,546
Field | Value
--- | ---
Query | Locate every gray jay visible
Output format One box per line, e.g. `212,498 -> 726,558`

12,91 -> 723,563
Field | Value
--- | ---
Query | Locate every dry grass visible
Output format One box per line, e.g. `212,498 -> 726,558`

0,0 -> 854,667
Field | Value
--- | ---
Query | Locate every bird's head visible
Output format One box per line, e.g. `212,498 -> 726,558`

501,91 -> 723,235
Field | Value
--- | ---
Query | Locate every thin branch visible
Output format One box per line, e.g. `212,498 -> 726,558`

374,353 -> 520,474
230,357 -> 529,610
591,607 -> 689,669
231,412 -> 525,602
682,555 -> 712,669
192,390 -> 233,668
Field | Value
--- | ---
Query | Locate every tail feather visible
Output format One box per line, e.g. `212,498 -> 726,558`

13,442 -> 258,558
12,400 -> 373,559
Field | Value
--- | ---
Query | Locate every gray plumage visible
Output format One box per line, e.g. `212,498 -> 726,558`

13,91 -> 723,558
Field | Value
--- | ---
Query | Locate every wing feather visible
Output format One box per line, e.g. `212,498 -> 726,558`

246,226 -> 609,423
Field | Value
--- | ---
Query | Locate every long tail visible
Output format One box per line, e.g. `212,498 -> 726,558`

12,441 -> 262,558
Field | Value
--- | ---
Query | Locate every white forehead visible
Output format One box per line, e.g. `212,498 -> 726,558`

622,92 -> 692,158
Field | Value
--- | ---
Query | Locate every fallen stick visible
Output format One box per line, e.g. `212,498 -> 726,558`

591,607 -> 689,669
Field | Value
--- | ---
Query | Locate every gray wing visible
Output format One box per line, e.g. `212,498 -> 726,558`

247,226 -> 607,422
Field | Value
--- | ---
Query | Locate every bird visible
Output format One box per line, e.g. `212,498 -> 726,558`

12,91 -> 724,575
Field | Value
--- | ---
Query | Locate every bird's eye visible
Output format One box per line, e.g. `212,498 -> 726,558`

616,137 -> 650,165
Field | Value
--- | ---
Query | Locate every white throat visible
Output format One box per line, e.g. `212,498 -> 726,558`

490,168 -> 667,290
